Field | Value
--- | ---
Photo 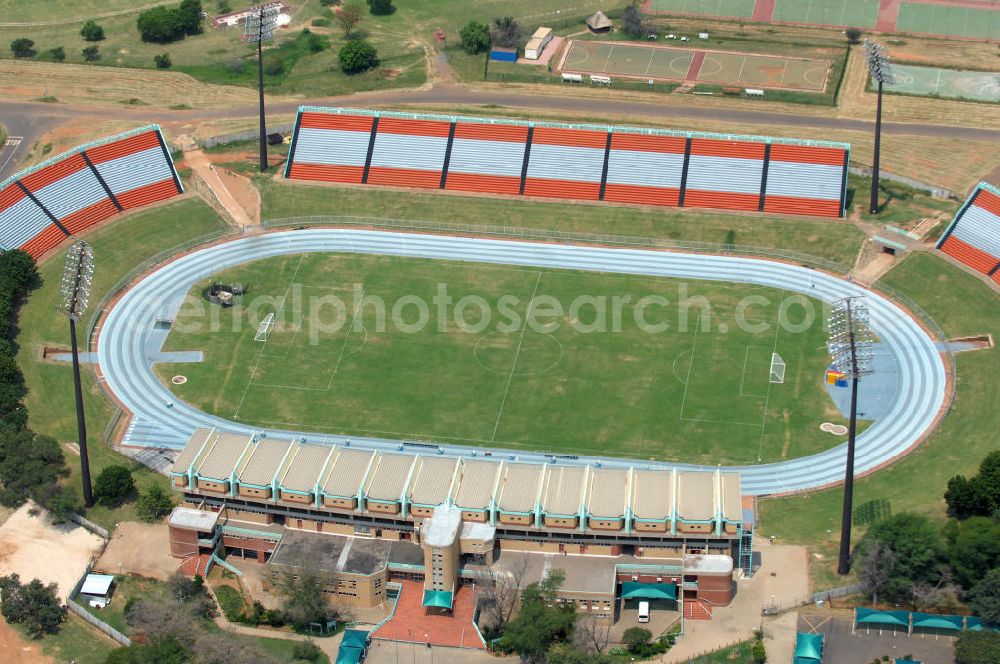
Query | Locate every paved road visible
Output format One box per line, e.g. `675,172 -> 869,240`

97,229 -> 948,496
0,112 -> 61,182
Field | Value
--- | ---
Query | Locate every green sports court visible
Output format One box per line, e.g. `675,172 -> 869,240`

882,64 -> 1000,103
896,3 -> 1000,40
772,0 -> 879,28
561,40 -> 830,92
645,0 -> 757,18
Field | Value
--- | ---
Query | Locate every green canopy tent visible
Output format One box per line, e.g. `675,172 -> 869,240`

336,630 -> 369,664
793,632 -> 824,664
894,660 -> 921,664
422,589 -> 454,610
619,582 -> 678,601
855,608 -> 910,632
965,617 -> 1000,632
911,612 -> 963,634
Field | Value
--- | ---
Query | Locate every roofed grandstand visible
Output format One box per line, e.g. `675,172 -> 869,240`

0,126 -> 184,258
284,107 -> 850,218
936,181 -> 1000,283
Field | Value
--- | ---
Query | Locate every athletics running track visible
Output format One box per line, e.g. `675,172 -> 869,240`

96,229 -> 948,496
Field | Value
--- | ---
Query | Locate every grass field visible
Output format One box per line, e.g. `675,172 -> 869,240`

759,252 -> 1000,588
772,0 -> 879,28
881,64 -> 1000,103
156,252 -> 844,465
12,613 -> 117,664
15,198 -> 229,530
896,2 -> 1000,40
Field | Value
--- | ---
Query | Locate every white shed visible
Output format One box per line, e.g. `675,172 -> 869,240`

524,27 -> 553,60
78,573 -> 115,609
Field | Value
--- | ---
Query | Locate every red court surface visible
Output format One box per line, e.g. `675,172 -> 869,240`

372,581 -> 486,649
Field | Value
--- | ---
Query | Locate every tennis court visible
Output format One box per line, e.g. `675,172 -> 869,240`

561,40 -> 830,92
883,64 -> 1000,102
646,0 -> 756,17
896,3 -> 1000,39
772,0 -> 879,27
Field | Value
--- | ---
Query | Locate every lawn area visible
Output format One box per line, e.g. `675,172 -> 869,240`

84,574 -> 165,635
11,613 -> 117,664
758,252 -> 1000,589
687,639 -> 756,664
257,179 -> 866,269
157,252 -> 842,464
15,198 -> 230,530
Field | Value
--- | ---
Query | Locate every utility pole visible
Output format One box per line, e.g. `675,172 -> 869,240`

244,4 -> 280,172
864,40 -> 895,215
827,296 -> 875,575
60,241 -> 95,507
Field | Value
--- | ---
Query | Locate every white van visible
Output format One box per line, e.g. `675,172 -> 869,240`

638,601 -> 650,623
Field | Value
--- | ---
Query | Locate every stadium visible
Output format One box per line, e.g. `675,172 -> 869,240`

0,2 -> 997,658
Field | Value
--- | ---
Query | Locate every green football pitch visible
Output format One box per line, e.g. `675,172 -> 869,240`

157,253 -> 848,465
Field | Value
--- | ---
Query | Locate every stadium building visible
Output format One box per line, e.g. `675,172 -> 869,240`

168,427 -> 753,623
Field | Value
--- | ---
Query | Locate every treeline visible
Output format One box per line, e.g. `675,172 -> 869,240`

0,249 -> 75,518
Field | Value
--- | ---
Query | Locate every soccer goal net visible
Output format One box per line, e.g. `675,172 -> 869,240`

769,353 -> 786,384
254,313 -> 275,342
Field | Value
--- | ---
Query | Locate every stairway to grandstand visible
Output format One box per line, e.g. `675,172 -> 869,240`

178,553 -> 213,578
683,598 -> 713,620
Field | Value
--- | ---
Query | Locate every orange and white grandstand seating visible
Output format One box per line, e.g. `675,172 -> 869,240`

284,107 -> 850,219
937,182 -> 1000,284
0,126 -> 183,259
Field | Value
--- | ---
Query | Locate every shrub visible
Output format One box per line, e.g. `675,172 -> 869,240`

459,20 -> 489,55
137,6 -> 184,43
622,627 -> 652,653
45,47 -> 66,62
338,39 -> 378,74
154,53 -> 173,69
93,465 -> 136,506
80,20 -> 105,41
136,485 -> 174,522
311,17 -> 331,27
82,45 -> 101,61
367,0 -> 395,15
262,52 -> 285,75
846,27 -> 863,44
293,640 -> 323,662
10,38 -> 35,58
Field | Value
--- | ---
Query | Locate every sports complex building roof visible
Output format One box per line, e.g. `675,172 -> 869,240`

284,106 -> 850,219
171,428 -> 744,532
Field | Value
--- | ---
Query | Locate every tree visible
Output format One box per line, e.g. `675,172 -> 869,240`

45,47 -> 66,62
946,452 -> 1000,519
10,38 -> 35,58
277,567 -> 336,630
81,20 -> 105,41
0,428 -> 68,508
480,555 -> 530,632
501,570 -> 575,662
949,517 -> 1000,588
136,485 -> 174,522
154,53 -> 172,69
459,20 -> 489,55
0,574 -> 66,638
338,40 -> 378,74
622,5 -> 646,37
845,28 -> 863,44
137,6 -> 184,43
94,465 -> 136,506
573,614 -> 611,653
969,568 -> 1000,626
751,637 -> 767,664
82,45 -> 101,61
622,627 -> 652,653
491,16 -> 519,49
853,513 -> 946,604
955,631 -> 1000,664
547,643 -> 612,664
367,0 -> 394,16
177,0 -> 204,35
105,638 -> 190,664
334,0 -> 364,39
857,539 -> 894,605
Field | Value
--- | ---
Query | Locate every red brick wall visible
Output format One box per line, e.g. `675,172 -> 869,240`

696,574 -> 733,605
168,525 -> 200,558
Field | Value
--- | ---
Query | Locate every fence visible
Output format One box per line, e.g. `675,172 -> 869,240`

66,559 -> 131,646
67,513 -> 111,540
198,123 -> 296,149
763,583 -> 866,615
848,166 -> 955,199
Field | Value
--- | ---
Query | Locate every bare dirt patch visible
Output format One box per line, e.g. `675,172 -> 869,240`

0,503 -> 104,601
0,616 -> 52,664
94,521 -> 179,581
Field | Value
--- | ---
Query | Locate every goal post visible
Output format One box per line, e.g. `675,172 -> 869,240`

769,353 -> 786,384
254,313 -> 275,342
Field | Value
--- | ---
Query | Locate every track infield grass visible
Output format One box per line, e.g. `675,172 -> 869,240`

759,252 -> 1000,589
157,252 -> 846,465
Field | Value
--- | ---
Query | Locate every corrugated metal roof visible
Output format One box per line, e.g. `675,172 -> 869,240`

237,438 -> 293,486
280,443 -> 334,492
631,469 -> 673,520
408,456 -> 459,506
196,432 -> 254,480
172,427 -> 213,473
722,472 -> 742,522
453,460 -> 502,510
364,454 -> 416,502
322,448 -> 374,497
678,472 -> 715,521
542,466 -> 587,516
587,468 -> 628,519
498,463 -> 544,513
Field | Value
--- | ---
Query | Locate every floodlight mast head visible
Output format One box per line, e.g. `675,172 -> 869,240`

60,241 -> 94,321
863,39 -> 895,85
243,3 -> 280,44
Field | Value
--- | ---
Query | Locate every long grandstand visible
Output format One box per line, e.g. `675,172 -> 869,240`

284,107 -> 850,218
937,182 -> 1000,284
0,126 -> 183,258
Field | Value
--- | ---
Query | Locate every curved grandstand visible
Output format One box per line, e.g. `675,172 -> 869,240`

96,229 -> 948,496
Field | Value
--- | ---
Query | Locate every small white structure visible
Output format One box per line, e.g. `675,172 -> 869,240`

562,72 -> 583,83
590,74 -> 612,87
698,32 -> 710,40
213,2 -> 289,28
524,27 -> 553,60
78,573 -> 115,609
745,88 -> 765,98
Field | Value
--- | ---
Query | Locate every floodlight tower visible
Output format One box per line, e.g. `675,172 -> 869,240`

827,296 -> 875,575
244,4 -> 280,172
60,241 -> 95,507
864,40 -> 895,215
